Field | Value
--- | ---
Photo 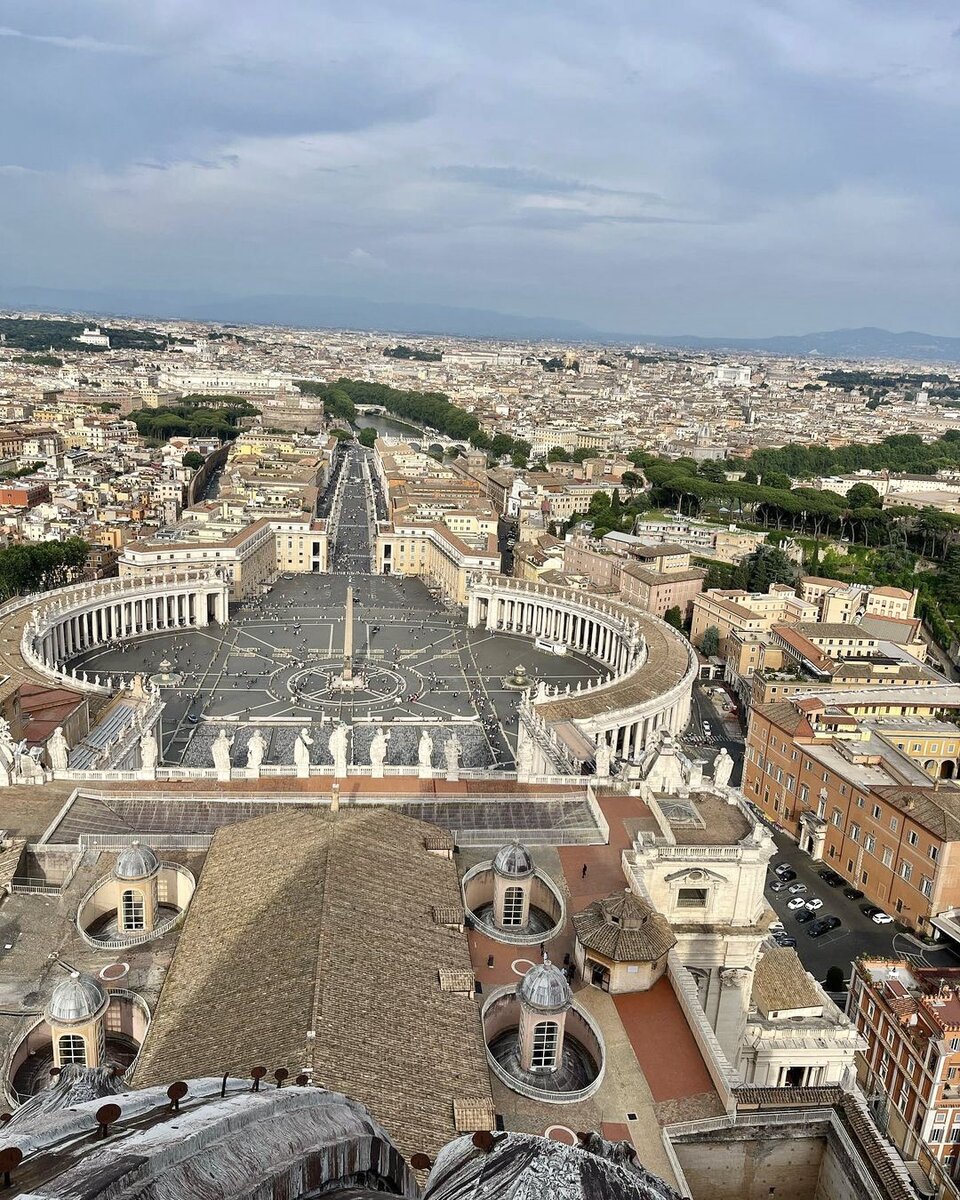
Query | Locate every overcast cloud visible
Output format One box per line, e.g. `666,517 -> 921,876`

0,0 -> 957,335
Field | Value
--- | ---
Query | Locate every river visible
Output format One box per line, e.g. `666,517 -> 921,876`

355,413 -> 425,440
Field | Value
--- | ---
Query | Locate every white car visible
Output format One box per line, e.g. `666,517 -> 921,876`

788,883 -> 807,895
787,897 -> 807,910
805,897 -> 824,911
872,912 -> 894,925
769,921 -> 785,934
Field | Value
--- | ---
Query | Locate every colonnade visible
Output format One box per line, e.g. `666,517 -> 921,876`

468,579 -> 637,675
472,576 -> 697,774
16,573 -> 231,694
41,590 -> 219,665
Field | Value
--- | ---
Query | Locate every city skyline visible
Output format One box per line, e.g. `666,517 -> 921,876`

1,1 -> 958,336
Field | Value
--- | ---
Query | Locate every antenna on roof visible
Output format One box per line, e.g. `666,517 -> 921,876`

410,1153 -> 432,1170
274,1068 -> 289,1089
250,1066 -> 267,1092
167,1081 -> 188,1112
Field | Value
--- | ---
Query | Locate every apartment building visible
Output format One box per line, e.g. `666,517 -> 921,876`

849,959 -> 960,1180
690,585 -> 817,651
745,693 -> 960,933
375,518 -> 500,604
800,576 -> 917,623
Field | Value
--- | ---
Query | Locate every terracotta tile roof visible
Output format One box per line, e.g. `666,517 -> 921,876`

131,808 -> 493,1159
752,947 -> 823,1015
572,890 -> 676,962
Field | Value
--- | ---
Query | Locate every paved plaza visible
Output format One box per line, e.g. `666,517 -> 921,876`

69,446 -> 605,770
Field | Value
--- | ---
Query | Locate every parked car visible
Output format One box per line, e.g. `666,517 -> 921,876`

824,874 -> 847,889
769,921 -> 785,934
843,888 -> 865,901
818,868 -> 837,881
872,912 -> 894,925
807,915 -> 842,937
804,897 -> 824,911
788,883 -> 807,895
773,934 -> 798,948
861,904 -> 883,918
773,863 -> 793,877
770,880 -> 790,893
787,897 -> 807,910
795,909 -> 817,923
776,869 -> 797,883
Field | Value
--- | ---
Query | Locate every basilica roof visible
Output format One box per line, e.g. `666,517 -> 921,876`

130,808 -> 493,1159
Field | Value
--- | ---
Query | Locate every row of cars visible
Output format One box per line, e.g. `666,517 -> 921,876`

767,861 -> 892,950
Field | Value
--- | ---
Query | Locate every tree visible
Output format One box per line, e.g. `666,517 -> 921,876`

824,966 -> 846,992
547,446 -> 571,462
357,427 -> 377,448
700,625 -> 721,657
664,606 -> 684,630
182,451 -> 205,470
846,482 -> 882,509
620,470 -> 643,491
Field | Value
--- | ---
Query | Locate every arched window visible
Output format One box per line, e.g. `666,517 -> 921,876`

501,885 -> 524,927
58,1034 -> 86,1066
121,888 -> 145,932
531,1020 -> 559,1071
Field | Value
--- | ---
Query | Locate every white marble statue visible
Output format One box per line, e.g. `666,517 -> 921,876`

47,727 -> 70,772
139,729 -> 159,772
0,717 -> 15,786
246,729 -> 267,770
369,728 -> 389,776
293,727 -> 314,774
328,722 -> 349,776
713,746 -> 733,790
444,731 -> 461,780
211,729 -> 235,773
516,733 -> 534,777
418,730 -> 434,770
594,736 -> 612,779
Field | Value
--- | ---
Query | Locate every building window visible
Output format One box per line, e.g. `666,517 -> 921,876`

883,847 -> 894,868
900,862 -> 913,883
531,1020 -> 559,1071
799,784 -> 809,804
678,887 -> 708,908
502,885 -> 524,927
930,1126 -> 944,1143
865,834 -> 876,853
850,824 -> 861,843
58,1034 -> 86,1065
872,804 -> 882,819
930,845 -> 940,862
890,817 -> 899,832
121,888 -> 145,932
921,878 -> 933,899
908,830 -> 919,847
832,809 -> 843,826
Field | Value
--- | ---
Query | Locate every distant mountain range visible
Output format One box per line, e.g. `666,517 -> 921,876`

1,285 -> 958,361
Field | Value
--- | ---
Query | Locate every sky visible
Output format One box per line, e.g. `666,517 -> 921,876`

0,0 -> 957,336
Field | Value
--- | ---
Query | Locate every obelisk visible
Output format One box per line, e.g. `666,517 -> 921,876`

343,585 -> 354,682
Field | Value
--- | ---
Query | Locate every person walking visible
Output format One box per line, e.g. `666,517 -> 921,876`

581,863 -> 588,879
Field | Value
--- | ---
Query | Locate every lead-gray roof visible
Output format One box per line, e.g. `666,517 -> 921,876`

517,959 -> 572,1014
46,972 -> 107,1024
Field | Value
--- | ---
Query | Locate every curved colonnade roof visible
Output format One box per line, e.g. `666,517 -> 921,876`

534,608 -> 693,724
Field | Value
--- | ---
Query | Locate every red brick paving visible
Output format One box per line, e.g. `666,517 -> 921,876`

613,978 -> 715,1103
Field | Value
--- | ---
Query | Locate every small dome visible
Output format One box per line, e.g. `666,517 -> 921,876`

47,972 -> 107,1024
517,959 -> 572,1014
493,841 -> 534,879
115,841 -> 159,881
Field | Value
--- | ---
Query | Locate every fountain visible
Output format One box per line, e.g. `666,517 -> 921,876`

503,663 -> 534,691
149,657 -> 182,688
